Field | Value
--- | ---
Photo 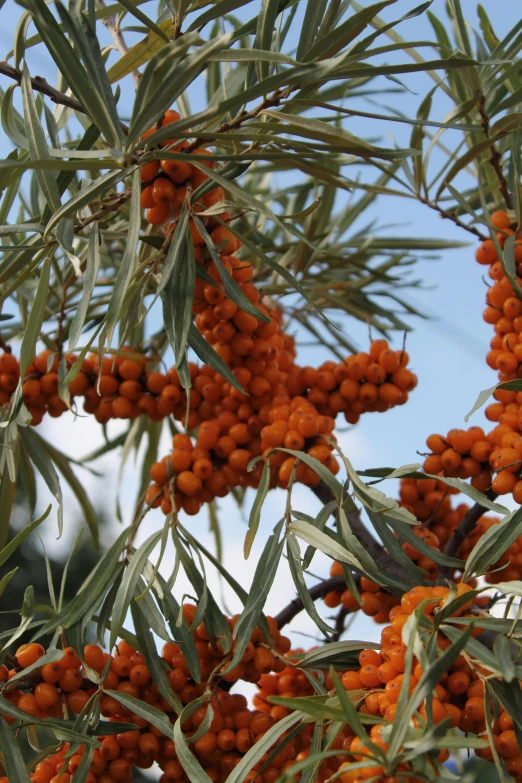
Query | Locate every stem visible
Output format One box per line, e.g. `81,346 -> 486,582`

418,195 -> 488,241
99,0 -> 140,86
184,88 -> 289,154
0,61 -> 86,115
0,61 -> 129,133
75,188 -> 132,233
438,497 -> 496,581
274,574 -> 347,629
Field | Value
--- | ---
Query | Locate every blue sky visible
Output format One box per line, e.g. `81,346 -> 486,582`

1,1 -> 521,650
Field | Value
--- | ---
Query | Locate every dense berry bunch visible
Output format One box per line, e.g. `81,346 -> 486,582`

146,338 -> 417,516
140,110 -> 231,234
285,340 -> 417,426
398,477 -> 467,546
475,210 -> 522,382
323,563 -> 400,624
1,608 -> 294,783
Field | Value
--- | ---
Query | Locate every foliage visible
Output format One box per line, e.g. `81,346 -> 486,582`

0,1 -> 522,782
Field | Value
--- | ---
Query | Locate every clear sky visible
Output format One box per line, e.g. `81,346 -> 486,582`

1,0 -> 521,653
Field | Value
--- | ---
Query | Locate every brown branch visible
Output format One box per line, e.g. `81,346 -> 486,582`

74,188 -> 132,233
478,95 -> 513,211
446,493 -> 497,559
438,494 -> 497,581
274,575 -> 347,629
419,195 -> 488,241
184,88 -> 289,155
0,61 -> 129,134
0,61 -> 87,115
311,481 -> 409,581
332,605 -> 349,642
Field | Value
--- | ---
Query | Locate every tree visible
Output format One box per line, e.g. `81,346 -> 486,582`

0,0 -> 521,781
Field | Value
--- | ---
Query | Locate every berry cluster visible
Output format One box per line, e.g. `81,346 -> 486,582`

398,477 -> 467,547
2,607 -> 294,783
285,341 -> 417,426
141,109 -> 232,235
323,564 -> 400,624
146,332 -> 417,514
475,210 -> 522,382
2,582 -> 508,783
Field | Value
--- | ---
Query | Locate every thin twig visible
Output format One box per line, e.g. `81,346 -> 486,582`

438,497 -> 496,581
0,60 -> 129,134
184,88 -> 289,154
0,60 -> 86,115
99,0 -> 141,86
419,194 -> 488,241
75,188 -> 133,233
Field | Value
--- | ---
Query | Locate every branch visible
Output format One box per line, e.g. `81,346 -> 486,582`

438,491 -> 498,581
419,195 -> 488,241
332,605 -> 349,642
0,61 -> 129,134
184,88 -> 289,154
443,502 -> 487,561
311,482 -> 410,581
74,187 -> 132,233
99,0 -> 140,86
274,575 -> 347,629
0,61 -> 87,115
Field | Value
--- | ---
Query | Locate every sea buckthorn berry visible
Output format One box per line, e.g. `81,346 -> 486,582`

16,643 -> 45,668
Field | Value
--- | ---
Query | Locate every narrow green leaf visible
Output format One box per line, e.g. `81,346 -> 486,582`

174,705 -> 214,783
463,506 -> 522,581
131,599 -> 183,714
188,324 -> 244,393
299,640 -> 377,669
0,716 -> 37,781
187,0 -> 251,32
154,572 -> 201,683
0,505 -> 51,568
288,518 -> 364,572
23,0 -> 124,147
21,67 -> 60,213
37,526 -> 129,634
107,0 -> 169,42
19,257 -> 50,379
69,225 -> 101,351
244,458 -> 270,559
296,0 -> 328,61
110,531 -> 162,649
106,689 -> 174,736
226,519 -> 285,671
305,1 -> 394,61
254,0 -> 280,81
37,435 -> 100,547
20,427 -> 63,536
160,217 -> 195,365
106,168 -> 142,346
225,712 -> 302,783
287,534 -> 334,635
44,167 -> 134,239
1,85 -> 28,148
